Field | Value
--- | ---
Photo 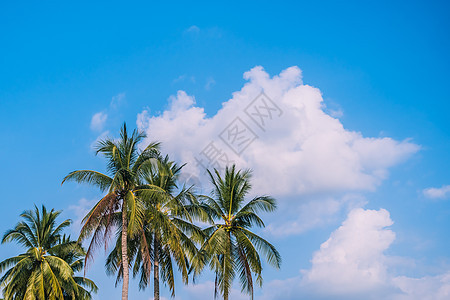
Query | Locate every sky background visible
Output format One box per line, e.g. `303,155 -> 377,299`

1,1 -> 450,299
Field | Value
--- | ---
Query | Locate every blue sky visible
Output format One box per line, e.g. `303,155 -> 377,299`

1,1 -> 449,299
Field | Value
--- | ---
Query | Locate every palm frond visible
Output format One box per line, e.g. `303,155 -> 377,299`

62,170 -> 113,192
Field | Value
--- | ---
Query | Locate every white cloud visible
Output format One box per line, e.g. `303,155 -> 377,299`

136,66 -> 419,238
173,74 -> 196,84
423,185 -> 450,199
392,273 -> 450,300
110,92 -> 126,109
90,112 -> 108,132
137,66 -> 419,199
260,208 -> 450,300
90,92 -> 125,142
302,208 -> 395,296
91,92 -> 126,129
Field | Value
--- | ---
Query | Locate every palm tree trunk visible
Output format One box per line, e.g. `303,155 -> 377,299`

154,234 -> 160,300
121,197 -> 129,300
224,232 -> 231,300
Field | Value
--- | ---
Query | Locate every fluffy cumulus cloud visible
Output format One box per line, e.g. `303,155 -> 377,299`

136,66 -> 418,237
259,208 -> 450,300
137,66 -> 419,198
423,185 -> 450,199
302,208 -> 396,297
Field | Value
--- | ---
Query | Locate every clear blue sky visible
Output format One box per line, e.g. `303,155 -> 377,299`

1,1 -> 449,299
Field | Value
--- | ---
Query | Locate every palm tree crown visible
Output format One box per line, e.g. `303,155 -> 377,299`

200,165 -> 281,300
0,205 -> 97,300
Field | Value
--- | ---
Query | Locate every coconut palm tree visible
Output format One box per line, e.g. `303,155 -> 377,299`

0,205 -> 97,300
198,165 -> 281,300
62,123 -> 159,300
105,155 -> 208,299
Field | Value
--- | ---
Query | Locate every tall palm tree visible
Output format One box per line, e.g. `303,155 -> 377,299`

62,123 -> 159,300
105,155 -> 208,299
0,205 -> 97,300
198,165 -> 281,300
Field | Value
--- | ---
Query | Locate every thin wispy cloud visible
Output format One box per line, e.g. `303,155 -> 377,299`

423,185 -> 450,199
205,77 -> 215,90
185,25 -> 200,34
173,74 -> 196,84
89,92 -> 126,147
90,111 -> 108,132
110,92 -> 126,109
183,25 -> 222,39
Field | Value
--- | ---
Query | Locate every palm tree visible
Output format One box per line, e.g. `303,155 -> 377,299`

199,165 -> 281,300
62,123 -> 159,300
0,205 -> 97,300
105,155 -> 208,300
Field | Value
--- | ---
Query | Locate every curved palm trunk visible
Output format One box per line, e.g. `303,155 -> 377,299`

154,234 -> 160,300
121,197 -> 129,300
